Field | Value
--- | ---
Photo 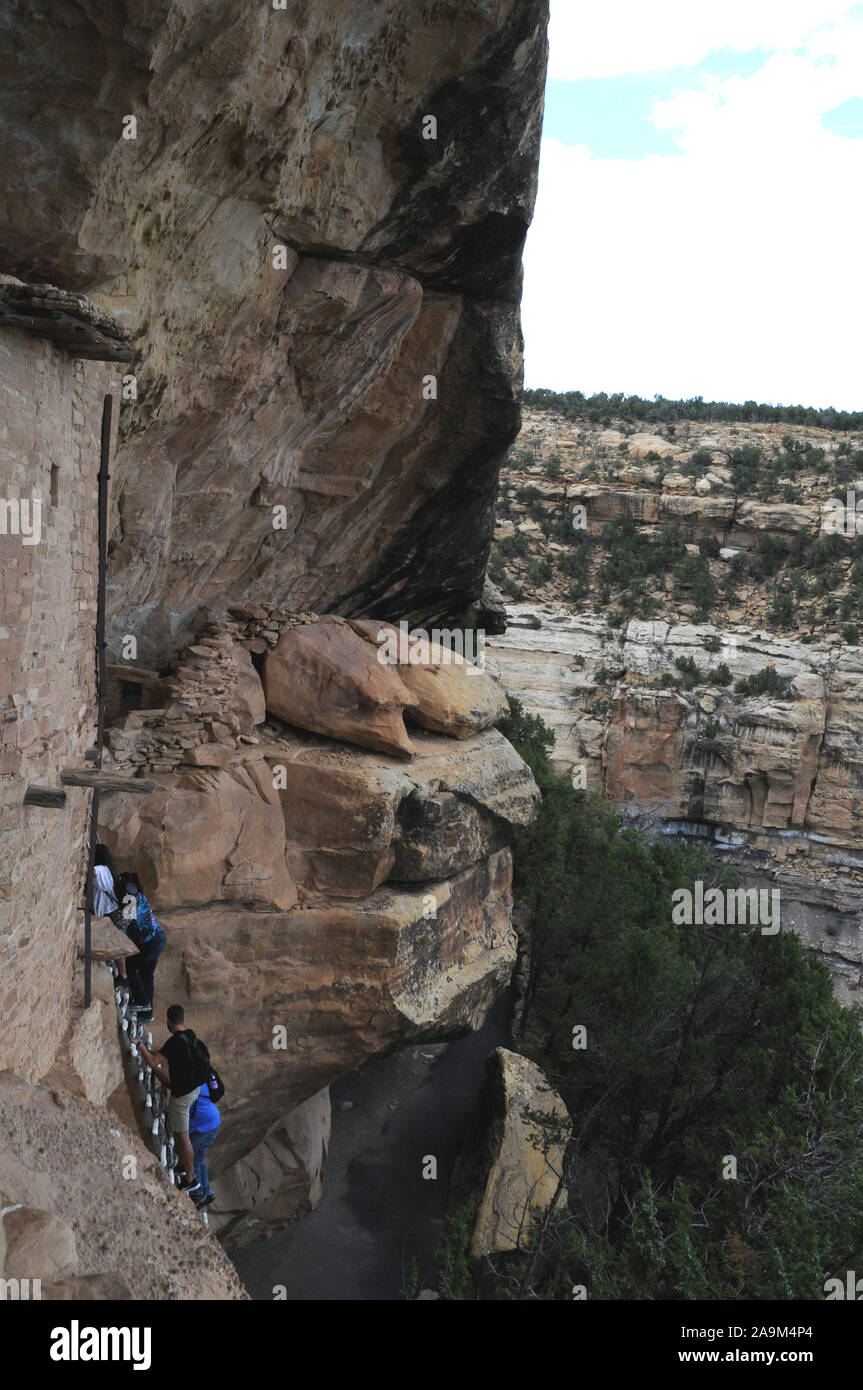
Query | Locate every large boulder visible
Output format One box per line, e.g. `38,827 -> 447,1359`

349,619 -> 510,738
99,764 -> 297,911
210,1089 -> 331,1249
263,618 -> 419,757
468,1048 -> 569,1260
263,726 -> 539,896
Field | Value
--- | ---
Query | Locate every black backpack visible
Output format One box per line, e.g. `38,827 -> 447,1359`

182,1031 -> 213,1088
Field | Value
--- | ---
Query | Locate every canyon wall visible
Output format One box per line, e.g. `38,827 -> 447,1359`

0,0 -> 549,666
0,1 -> 550,1284
489,607 -> 863,1004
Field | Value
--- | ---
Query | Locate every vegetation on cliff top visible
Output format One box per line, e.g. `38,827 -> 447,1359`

524,388 -> 863,432
462,699 -> 863,1301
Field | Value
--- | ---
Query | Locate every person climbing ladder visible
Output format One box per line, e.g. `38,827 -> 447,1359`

138,1005 -> 213,1198
117,871 -> 165,1024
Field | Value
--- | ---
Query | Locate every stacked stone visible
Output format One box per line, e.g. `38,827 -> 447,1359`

227,603 -> 318,653
107,607 -> 338,776
108,619 -> 254,775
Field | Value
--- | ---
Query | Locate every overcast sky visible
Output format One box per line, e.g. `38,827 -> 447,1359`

522,0 -> 863,408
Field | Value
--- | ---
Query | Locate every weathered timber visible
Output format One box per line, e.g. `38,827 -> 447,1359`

61,769 -> 155,794
106,663 -> 162,684
23,786 -> 68,808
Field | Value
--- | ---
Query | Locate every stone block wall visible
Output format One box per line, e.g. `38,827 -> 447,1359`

0,323 -> 119,1079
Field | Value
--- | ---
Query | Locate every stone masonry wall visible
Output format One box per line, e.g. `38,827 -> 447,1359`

0,323 -> 119,1079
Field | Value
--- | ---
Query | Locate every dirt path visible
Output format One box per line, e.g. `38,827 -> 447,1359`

232,990 -> 513,1301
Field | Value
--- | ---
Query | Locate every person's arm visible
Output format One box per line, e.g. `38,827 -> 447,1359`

138,1044 -> 170,1085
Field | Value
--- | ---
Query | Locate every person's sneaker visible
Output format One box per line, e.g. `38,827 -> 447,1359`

203,1193 -> 216,1207
193,1190 -> 208,1209
178,1177 -> 201,1194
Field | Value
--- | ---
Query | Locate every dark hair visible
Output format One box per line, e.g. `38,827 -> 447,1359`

167,1004 -> 185,1025
119,871 -> 140,896
93,844 -> 118,898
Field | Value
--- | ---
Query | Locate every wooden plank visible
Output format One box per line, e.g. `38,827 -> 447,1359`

61,768 -> 155,794
23,786 -> 68,808
0,307 -> 134,363
107,663 -> 162,684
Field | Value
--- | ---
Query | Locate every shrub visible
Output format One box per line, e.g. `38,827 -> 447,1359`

673,654 -> 701,689
770,591 -> 794,626
707,662 -> 732,687
699,535 -> 721,560
526,558 -> 553,585
842,623 -> 860,645
735,666 -> 792,699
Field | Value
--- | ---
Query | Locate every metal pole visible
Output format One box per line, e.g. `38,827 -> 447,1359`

83,394 -> 113,1008
95,394 -> 112,764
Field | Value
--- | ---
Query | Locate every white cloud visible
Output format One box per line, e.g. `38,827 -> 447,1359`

548,0 -> 858,80
524,9 -> 863,407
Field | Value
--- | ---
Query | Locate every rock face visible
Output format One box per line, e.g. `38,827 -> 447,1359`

489,606 -> 863,1001
0,1071 -> 246,1299
0,0 -> 549,666
452,1047 -> 569,1262
99,615 -> 540,1244
0,1 -> 549,1273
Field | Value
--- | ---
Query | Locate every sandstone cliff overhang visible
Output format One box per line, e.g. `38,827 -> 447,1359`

0,275 -> 132,362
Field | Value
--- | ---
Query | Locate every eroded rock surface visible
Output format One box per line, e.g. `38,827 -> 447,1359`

489,606 -> 863,998
99,615 -> 538,1244
0,0 -> 549,665
0,1070 -> 247,1299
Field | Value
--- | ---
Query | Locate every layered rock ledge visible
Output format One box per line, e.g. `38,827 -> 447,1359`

489,605 -> 863,1002
100,613 -> 539,1245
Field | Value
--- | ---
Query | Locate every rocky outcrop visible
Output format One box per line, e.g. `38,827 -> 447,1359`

470,1048 -> 568,1259
448,1047 -> 569,1264
0,1069 -> 246,1299
98,615 -> 539,1244
0,0 -> 549,666
489,606 -> 863,1000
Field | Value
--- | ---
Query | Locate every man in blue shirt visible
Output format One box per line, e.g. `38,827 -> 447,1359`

189,1075 -> 221,1208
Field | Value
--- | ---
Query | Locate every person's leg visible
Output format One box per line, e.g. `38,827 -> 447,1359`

146,935 -> 165,1008
196,1128 -> 217,1197
125,953 -> 148,1007
191,1128 -> 215,1194
175,1130 -> 196,1185
138,942 -> 158,1009
167,1088 -> 201,1190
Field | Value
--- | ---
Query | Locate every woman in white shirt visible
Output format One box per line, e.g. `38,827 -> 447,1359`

92,844 -> 130,986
